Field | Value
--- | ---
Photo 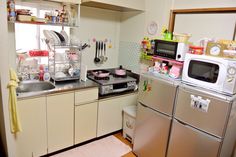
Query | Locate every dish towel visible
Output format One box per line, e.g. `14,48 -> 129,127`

7,68 -> 22,133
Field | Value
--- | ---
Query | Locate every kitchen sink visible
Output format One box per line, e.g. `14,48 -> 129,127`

16,81 -> 55,93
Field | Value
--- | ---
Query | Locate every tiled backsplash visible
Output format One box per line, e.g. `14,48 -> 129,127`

118,41 -> 141,74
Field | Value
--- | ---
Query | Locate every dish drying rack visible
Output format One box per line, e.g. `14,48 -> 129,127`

45,39 -> 89,82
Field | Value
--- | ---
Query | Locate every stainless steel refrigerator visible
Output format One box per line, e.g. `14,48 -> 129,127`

167,84 -> 236,157
133,74 -> 179,157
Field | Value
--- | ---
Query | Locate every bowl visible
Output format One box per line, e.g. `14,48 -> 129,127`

173,33 -> 191,43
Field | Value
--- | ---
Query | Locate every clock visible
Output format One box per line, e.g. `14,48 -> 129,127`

206,42 -> 227,57
147,21 -> 158,35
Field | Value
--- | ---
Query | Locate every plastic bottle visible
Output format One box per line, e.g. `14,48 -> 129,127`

43,67 -> 51,81
7,0 -> 16,22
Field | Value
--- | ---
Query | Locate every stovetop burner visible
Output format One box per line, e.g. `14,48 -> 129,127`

94,76 -> 110,80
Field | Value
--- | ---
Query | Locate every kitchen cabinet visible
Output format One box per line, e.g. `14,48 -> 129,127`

16,97 -> 47,157
81,0 -> 145,11
47,92 -> 74,153
97,93 -> 138,137
74,88 -> 98,144
45,0 -> 81,4
75,102 -> 98,144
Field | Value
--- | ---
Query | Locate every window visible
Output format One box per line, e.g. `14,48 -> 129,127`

15,4 -> 70,65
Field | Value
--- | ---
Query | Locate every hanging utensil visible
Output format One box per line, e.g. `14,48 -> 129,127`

94,41 -> 100,63
100,41 -> 104,63
104,42 -> 108,62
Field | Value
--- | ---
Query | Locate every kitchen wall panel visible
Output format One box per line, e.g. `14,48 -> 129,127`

79,6 -> 121,70
119,0 -> 172,73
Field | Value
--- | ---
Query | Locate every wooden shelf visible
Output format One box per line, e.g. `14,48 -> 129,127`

8,20 -> 79,28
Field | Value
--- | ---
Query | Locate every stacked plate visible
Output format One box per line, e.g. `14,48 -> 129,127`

43,30 -> 69,45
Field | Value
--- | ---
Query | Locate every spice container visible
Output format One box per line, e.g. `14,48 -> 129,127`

189,45 -> 204,55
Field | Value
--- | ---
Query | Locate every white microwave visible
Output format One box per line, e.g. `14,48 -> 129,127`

182,53 -> 236,95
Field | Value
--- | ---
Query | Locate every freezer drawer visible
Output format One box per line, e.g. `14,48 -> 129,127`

175,87 -> 231,137
138,75 -> 177,115
167,119 -> 222,157
133,103 -> 172,157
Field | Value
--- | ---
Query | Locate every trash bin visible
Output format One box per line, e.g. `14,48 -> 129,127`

122,105 -> 137,143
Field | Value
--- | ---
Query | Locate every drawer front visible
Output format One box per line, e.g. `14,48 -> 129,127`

75,88 -> 98,105
138,75 -> 177,115
175,87 -> 231,137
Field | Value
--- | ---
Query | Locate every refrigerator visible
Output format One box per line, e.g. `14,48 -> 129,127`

133,73 -> 179,157
167,84 -> 236,157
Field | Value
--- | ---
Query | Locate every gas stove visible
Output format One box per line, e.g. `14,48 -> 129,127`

87,70 -> 138,96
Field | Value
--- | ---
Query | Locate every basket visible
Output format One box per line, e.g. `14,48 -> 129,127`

173,33 -> 191,43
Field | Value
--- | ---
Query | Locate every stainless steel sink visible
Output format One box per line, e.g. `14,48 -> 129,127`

16,81 -> 55,93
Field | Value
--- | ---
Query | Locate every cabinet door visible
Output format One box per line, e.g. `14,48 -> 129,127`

133,104 -> 171,157
47,92 -> 74,153
175,87 -> 230,137
74,102 -> 98,144
167,120 -> 221,157
97,93 -> 138,137
138,75 -> 177,115
16,97 -> 47,157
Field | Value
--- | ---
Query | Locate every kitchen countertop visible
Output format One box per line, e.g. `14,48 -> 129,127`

17,79 -> 99,100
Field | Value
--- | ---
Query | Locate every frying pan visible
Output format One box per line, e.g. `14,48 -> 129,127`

92,70 -> 110,77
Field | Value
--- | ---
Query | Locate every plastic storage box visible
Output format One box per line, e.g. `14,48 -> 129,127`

122,105 -> 137,143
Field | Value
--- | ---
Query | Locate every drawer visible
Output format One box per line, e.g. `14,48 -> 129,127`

75,88 -> 98,105
175,86 -> 231,137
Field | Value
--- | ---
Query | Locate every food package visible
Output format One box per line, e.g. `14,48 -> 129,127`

17,15 -> 32,22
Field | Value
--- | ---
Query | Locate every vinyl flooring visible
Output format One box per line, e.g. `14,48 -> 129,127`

113,132 -> 136,157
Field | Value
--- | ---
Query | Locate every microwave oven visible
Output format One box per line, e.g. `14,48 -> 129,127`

154,39 -> 189,61
182,53 -> 236,95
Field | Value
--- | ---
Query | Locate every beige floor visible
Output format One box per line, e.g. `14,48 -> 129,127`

114,133 -> 136,157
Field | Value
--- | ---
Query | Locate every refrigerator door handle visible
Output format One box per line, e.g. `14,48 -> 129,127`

139,102 -> 172,119
174,119 -> 222,142
175,118 -> 188,126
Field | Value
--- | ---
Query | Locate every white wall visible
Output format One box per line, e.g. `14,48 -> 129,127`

120,0 -> 173,42
119,0 -> 173,73
79,6 -> 121,70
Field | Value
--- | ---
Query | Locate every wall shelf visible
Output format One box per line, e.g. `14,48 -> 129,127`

8,20 -> 79,28
152,56 -> 184,65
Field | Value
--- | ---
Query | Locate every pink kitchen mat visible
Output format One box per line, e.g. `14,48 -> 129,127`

51,136 -> 132,157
